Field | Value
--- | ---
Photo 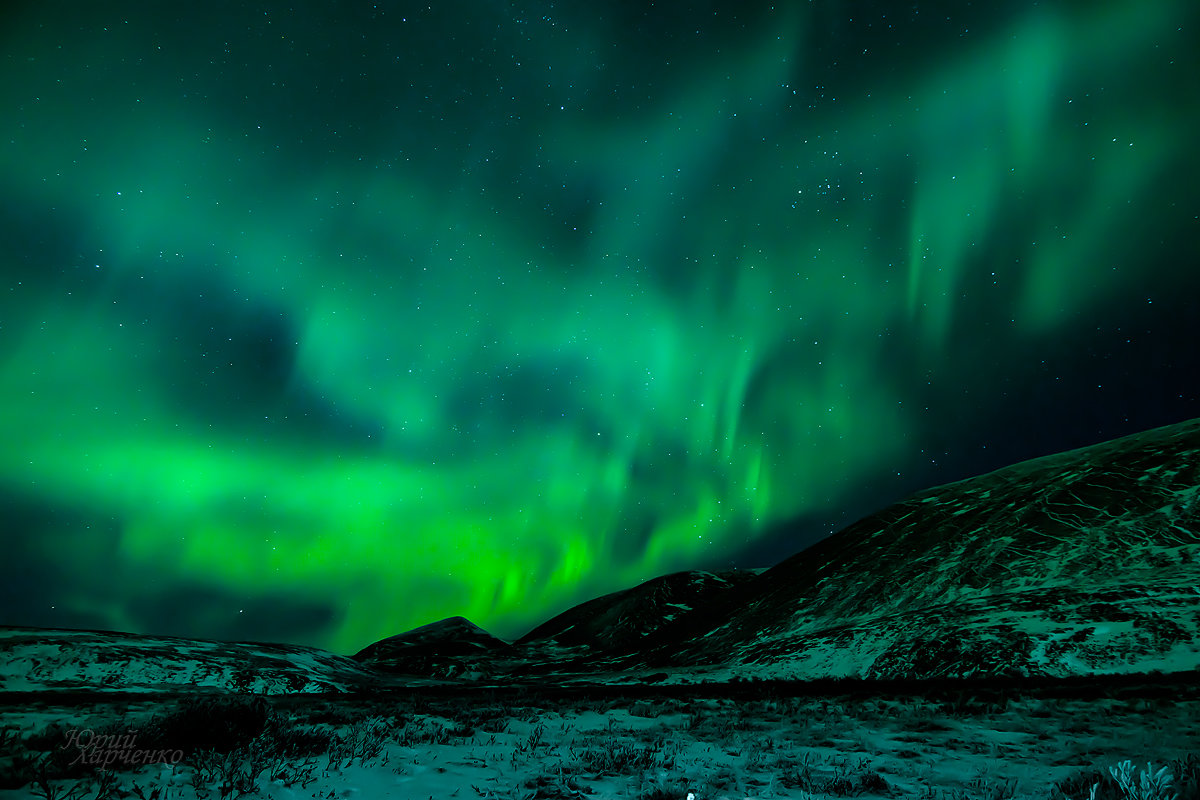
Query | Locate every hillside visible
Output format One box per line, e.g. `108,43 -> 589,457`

353,616 -> 512,679
640,417 -> 1200,680
518,569 -> 762,650
0,626 -> 382,693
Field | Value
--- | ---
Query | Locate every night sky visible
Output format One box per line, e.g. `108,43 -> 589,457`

2,0 -> 1198,655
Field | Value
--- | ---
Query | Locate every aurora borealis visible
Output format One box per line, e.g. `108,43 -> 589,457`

1,0 -> 1197,655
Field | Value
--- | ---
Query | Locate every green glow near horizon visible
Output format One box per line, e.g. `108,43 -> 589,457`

0,0 -> 1194,653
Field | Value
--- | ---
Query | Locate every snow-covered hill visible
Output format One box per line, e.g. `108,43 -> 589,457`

356,417 -> 1200,685
353,616 -> 512,679
518,569 -> 762,652
644,416 -> 1200,680
349,570 -> 764,681
0,627 -> 382,693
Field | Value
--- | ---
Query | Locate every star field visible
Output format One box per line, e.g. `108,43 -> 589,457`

1,0 -> 1197,653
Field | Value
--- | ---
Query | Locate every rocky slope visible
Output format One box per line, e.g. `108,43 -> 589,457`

353,616 -> 512,679
639,416 -> 1200,680
348,571 -> 762,680
360,416 -> 1200,683
518,569 -> 763,651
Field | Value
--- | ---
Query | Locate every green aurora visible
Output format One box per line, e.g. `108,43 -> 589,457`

1,0 -> 1197,653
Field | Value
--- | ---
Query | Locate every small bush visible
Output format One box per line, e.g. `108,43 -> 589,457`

571,739 -> 674,777
629,701 -> 664,719
446,722 -> 476,739
635,775 -> 694,800
777,752 -> 891,797
1103,760 -> 1180,800
522,770 -> 590,799
966,777 -> 1019,800
1059,759 -> 1197,800
394,719 -> 452,747
259,716 -> 333,758
452,704 -> 509,733
1171,755 -> 1200,800
477,716 -> 509,734
326,718 -> 389,770
27,762 -> 118,800
779,751 -> 817,791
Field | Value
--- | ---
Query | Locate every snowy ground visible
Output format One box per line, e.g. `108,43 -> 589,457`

0,688 -> 1195,799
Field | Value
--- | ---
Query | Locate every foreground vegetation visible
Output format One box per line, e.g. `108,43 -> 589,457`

0,688 -> 1196,799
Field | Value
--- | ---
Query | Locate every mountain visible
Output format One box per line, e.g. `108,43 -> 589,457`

360,415 -> 1200,684
0,626 -> 383,693
5,417 -> 1197,693
353,616 -> 512,679
518,569 -> 763,651
349,572 -> 762,680
634,415 -> 1200,681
